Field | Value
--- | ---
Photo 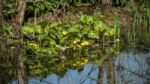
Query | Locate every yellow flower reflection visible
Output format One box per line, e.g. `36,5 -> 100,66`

73,63 -> 77,67
72,58 -> 89,67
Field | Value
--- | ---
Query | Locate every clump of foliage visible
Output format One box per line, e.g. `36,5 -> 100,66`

23,13 -> 120,77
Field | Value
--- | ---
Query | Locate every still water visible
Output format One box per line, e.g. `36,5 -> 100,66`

11,50 -> 150,84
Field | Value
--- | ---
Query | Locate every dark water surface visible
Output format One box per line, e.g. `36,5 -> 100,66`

11,51 -> 150,84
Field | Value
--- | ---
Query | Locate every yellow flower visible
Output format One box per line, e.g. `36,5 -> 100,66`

76,61 -> 80,64
62,31 -> 68,35
84,59 -> 89,64
80,62 -> 85,66
73,39 -> 80,44
73,63 -> 77,67
80,41 -> 89,46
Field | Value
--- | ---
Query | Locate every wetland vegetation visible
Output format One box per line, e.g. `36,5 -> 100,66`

0,0 -> 150,84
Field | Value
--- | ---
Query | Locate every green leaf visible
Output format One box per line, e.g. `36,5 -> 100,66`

94,21 -> 109,31
34,25 -> 42,34
68,26 -> 78,32
88,31 -> 99,39
23,25 -> 33,34
50,23 -> 59,28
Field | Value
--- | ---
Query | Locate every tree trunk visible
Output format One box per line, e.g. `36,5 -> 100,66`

12,0 -> 26,84
97,57 -> 115,84
106,57 -> 115,84
97,65 -> 103,84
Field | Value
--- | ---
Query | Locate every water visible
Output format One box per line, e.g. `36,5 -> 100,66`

11,51 -> 150,84
115,51 -> 150,84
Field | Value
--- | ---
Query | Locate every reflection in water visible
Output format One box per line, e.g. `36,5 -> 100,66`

115,51 -> 150,84
11,51 -> 150,84
97,57 -> 115,84
12,63 -> 99,84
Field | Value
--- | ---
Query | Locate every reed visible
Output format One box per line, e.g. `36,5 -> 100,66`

124,0 -> 150,49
